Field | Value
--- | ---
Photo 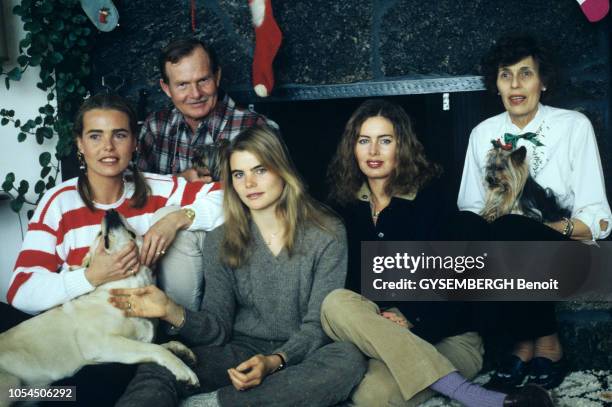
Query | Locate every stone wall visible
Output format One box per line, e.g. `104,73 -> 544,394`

91,1 -> 609,110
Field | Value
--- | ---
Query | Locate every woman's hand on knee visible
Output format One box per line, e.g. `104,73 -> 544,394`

381,311 -> 410,328
142,209 -> 196,266
141,216 -> 179,266
228,354 -> 279,391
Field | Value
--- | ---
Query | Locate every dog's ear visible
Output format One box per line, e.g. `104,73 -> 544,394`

511,146 -> 527,165
82,254 -> 91,269
81,233 -> 101,268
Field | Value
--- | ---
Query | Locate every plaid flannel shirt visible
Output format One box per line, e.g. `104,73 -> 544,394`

136,93 -> 275,175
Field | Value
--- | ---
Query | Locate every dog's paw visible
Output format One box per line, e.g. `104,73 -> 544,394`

160,353 -> 200,387
171,363 -> 200,387
155,345 -> 200,387
185,370 -> 200,388
161,341 -> 198,366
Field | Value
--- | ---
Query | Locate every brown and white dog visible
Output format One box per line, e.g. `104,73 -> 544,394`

0,210 -> 198,405
481,146 -> 570,223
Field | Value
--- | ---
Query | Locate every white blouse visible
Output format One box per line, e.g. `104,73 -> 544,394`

458,104 -> 612,240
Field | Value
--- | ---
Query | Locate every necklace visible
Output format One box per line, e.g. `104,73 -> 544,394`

370,200 -> 383,221
266,230 -> 281,246
370,195 -> 391,225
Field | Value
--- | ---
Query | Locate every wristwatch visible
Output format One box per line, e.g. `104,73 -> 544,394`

182,207 -> 196,223
271,353 -> 286,373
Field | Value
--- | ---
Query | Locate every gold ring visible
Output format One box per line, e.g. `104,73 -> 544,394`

128,267 -> 133,274
127,302 -> 132,310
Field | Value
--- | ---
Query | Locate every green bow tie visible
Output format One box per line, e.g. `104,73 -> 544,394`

503,132 -> 544,150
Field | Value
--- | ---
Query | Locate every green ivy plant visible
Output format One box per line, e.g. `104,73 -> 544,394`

0,0 -> 93,217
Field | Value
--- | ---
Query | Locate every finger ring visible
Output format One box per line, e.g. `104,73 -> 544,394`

127,302 -> 132,310
156,251 -> 162,255
127,267 -> 133,274
132,268 -> 137,275
161,250 -> 166,255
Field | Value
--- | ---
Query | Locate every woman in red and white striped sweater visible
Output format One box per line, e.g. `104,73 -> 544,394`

8,93 -> 223,315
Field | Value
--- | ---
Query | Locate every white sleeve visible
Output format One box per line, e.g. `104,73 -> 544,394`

457,128 -> 487,214
568,118 -> 612,240
165,178 -> 224,232
9,200 -> 94,314
184,189 -> 224,231
10,267 -> 94,315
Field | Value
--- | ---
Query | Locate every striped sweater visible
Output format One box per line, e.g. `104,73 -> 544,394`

9,172 -> 223,314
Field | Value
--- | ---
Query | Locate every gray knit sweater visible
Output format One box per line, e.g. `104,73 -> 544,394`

179,218 -> 347,365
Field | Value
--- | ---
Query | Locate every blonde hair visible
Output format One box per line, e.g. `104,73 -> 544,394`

220,125 -> 336,268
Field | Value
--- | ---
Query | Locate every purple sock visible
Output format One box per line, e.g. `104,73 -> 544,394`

430,372 -> 507,407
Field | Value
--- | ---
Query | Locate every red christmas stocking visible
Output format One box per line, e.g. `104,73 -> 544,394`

249,0 -> 282,97
576,0 -> 609,22
80,0 -> 119,32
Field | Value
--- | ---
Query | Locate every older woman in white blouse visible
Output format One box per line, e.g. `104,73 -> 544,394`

457,34 -> 611,391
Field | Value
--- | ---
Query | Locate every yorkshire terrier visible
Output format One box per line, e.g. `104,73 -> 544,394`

481,146 -> 570,223
191,139 -> 230,181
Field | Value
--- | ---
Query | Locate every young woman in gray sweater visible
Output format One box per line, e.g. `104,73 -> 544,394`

110,125 -> 366,407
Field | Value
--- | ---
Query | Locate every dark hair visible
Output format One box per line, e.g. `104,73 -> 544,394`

73,93 -> 150,210
481,34 -> 558,95
327,99 -> 442,205
159,37 -> 219,83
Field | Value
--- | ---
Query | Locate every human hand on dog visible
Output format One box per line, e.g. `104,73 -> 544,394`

85,240 -> 140,287
381,311 -> 410,328
227,354 -> 280,391
109,285 -> 184,323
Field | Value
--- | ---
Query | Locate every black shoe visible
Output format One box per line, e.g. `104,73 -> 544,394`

503,384 -> 554,406
485,355 -> 530,392
525,356 -> 567,389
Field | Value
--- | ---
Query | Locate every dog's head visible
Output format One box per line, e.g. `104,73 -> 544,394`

100,209 -> 138,254
81,210 -> 153,287
100,209 -> 136,253
82,210 -> 140,268
191,139 -> 229,181
484,146 -> 529,194
481,146 -> 530,222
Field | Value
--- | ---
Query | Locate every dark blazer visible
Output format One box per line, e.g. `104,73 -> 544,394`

335,179 -> 475,344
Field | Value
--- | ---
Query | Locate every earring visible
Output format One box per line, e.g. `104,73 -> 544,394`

130,149 -> 138,169
542,87 -> 547,91
77,151 -> 86,171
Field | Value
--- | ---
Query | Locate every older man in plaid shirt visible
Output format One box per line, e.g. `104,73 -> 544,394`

137,37 -> 276,181
135,38 -> 277,312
